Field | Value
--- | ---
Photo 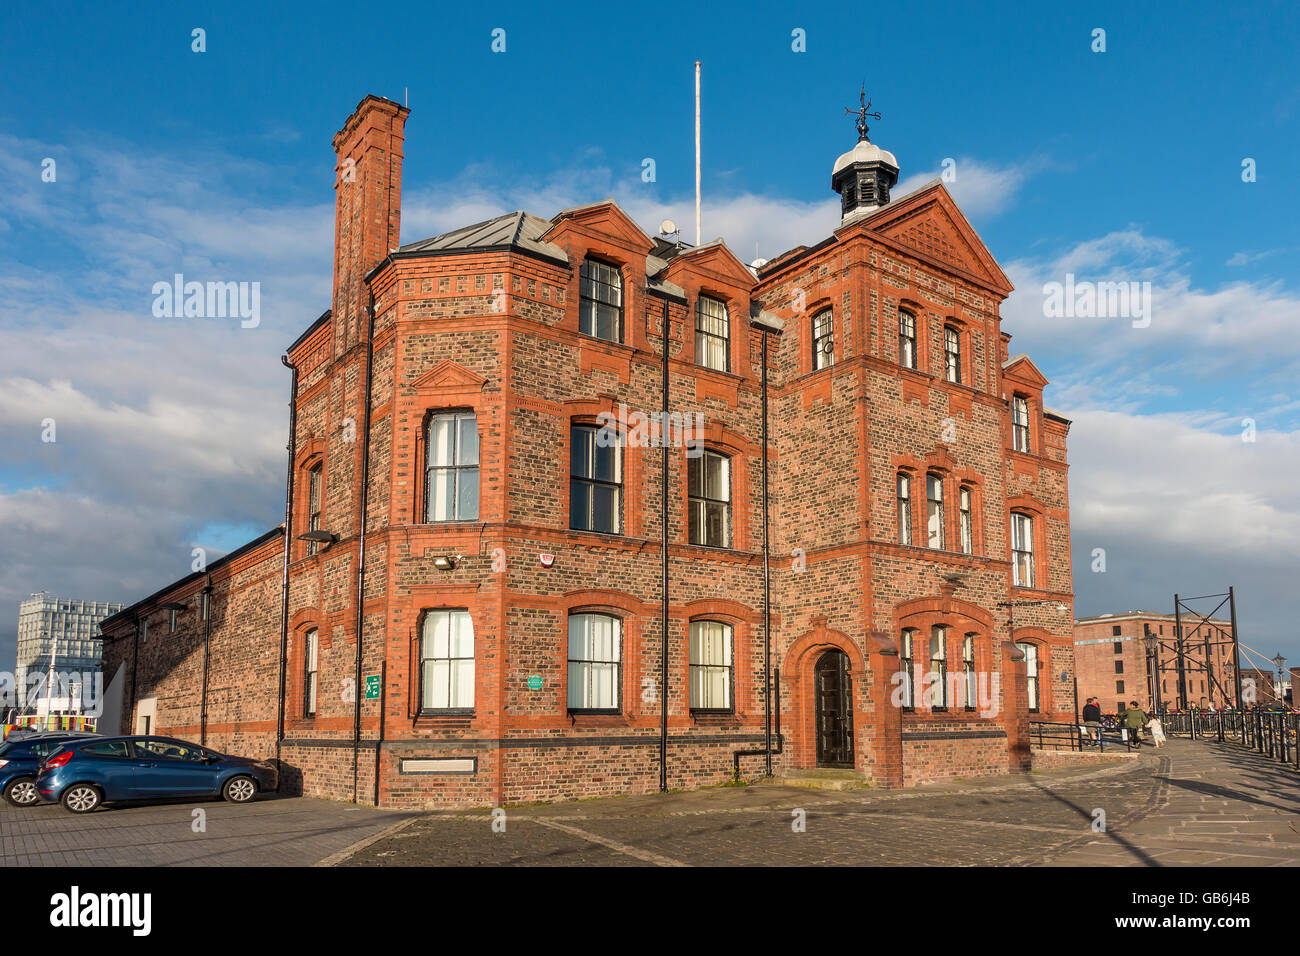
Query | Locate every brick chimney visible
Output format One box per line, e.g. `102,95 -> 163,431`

331,95 -> 409,350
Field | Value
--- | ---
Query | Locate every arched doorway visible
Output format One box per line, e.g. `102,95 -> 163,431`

814,649 -> 854,767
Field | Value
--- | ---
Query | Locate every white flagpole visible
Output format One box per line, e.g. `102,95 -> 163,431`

694,60 -> 701,246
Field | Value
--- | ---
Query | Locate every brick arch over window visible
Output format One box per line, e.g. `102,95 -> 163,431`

682,598 -> 759,716
1009,626 -> 1054,714
559,589 -> 652,721
781,619 -> 868,770
563,399 -> 645,538
293,439 -> 328,561
800,297 -> 835,376
287,608 -> 325,727
894,597 -> 996,714
680,421 -> 757,551
1007,493 -> 1049,590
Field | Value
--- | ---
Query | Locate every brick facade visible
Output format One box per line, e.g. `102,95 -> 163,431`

100,94 -> 1075,807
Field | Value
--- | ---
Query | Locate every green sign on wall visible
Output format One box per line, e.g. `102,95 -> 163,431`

365,674 -> 381,699
527,675 -> 543,691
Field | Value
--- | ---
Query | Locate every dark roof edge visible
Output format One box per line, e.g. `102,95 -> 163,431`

100,527 -> 284,635
364,243 -> 571,284
286,310 -> 332,356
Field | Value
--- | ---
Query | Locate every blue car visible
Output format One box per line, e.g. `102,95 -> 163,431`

0,733 -> 99,806
36,735 -> 278,813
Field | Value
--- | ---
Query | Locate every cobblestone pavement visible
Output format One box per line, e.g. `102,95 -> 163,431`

0,794 -> 418,867
339,738 -> 1300,867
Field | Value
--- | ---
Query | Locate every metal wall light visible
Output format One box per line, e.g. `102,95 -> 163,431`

297,530 -> 338,546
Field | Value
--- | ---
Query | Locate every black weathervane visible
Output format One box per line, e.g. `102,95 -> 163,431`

846,84 -> 882,142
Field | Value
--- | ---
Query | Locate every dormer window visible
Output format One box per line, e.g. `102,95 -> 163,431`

1012,395 -> 1031,453
579,258 -> 623,343
696,295 -> 730,372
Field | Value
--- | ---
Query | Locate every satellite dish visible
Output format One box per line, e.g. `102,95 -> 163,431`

659,219 -> 678,236
751,257 -> 769,269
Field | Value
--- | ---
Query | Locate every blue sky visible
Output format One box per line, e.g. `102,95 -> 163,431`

1,0 -> 1297,681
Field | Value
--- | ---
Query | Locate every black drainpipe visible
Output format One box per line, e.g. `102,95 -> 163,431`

659,297 -> 670,793
276,354 -> 298,789
199,577 -> 212,746
126,617 -> 141,734
733,323 -> 781,778
351,287 -> 377,803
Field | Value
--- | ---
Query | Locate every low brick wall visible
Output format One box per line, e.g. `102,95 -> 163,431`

1030,747 -> 1138,770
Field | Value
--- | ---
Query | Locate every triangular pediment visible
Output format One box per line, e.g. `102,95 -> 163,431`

541,199 -> 654,255
1002,353 -> 1049,389
663,240 -> 756,291
408,360 -> 488,393
858,182 -> 1013,296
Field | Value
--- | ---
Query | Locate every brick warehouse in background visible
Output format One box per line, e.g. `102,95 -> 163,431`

98,94 -> 1075,807
1074,611 -> 1239,713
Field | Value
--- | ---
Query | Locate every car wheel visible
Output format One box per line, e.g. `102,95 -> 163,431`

61,784 -> 101,814
3,777 -> 40,807
222,775 -> 257,804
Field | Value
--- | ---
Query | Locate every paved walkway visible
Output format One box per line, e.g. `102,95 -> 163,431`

336,738 -> 1299,867
0,794 -> 417,867
1048,738 -> 1300,866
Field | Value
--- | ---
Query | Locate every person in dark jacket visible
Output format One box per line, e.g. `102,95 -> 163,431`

1082,698 -> 1102,746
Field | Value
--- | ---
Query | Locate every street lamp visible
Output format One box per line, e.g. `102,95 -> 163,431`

1272,652 -> 1287,708
1143,631 -> 1160,713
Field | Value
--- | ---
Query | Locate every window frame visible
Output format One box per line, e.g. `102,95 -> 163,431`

961,634 -> 977,711
688,620 -> 734,713
306,462 -> 324,556
567,612 -> 623,714
898,309 -> 918,370
424,410 -> 480,523
811,309 -> 834,370
695,295 -> 731,373
418,609 -> 475,714
897,472 -> 913,546
926,473 -> 945,550
1011,511 -> 1036,588
1016,641 -> 1041,713
900,628 -> 916,711
929,626 -> 949,710
569,423 -> 623,535
303,627 -> 319,719
944,325 -> 962,384
579,257 -> 624,344
958,485 -> 974,555
1012,395 -> 1032,453
688,449 -> 732,549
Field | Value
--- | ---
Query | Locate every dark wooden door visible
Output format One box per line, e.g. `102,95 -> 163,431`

815,650 -> 854,767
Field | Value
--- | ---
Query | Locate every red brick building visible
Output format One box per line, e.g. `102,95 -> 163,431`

1073,611 -> 1239,713
99,94 -> 1075,807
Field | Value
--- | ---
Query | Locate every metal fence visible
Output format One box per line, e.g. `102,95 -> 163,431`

1159,709 -> 1300,770
1029,720 -> 1139,753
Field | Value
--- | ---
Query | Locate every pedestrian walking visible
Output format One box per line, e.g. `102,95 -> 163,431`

1123,700 -> 1148,745
1082,697 -> 1102,746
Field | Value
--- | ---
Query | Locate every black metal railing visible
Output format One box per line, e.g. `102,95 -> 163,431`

1029,720 -> 1138,753
1157,708 -> 1300,770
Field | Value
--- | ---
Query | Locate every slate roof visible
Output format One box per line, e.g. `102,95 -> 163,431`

397,211 -> 568,265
